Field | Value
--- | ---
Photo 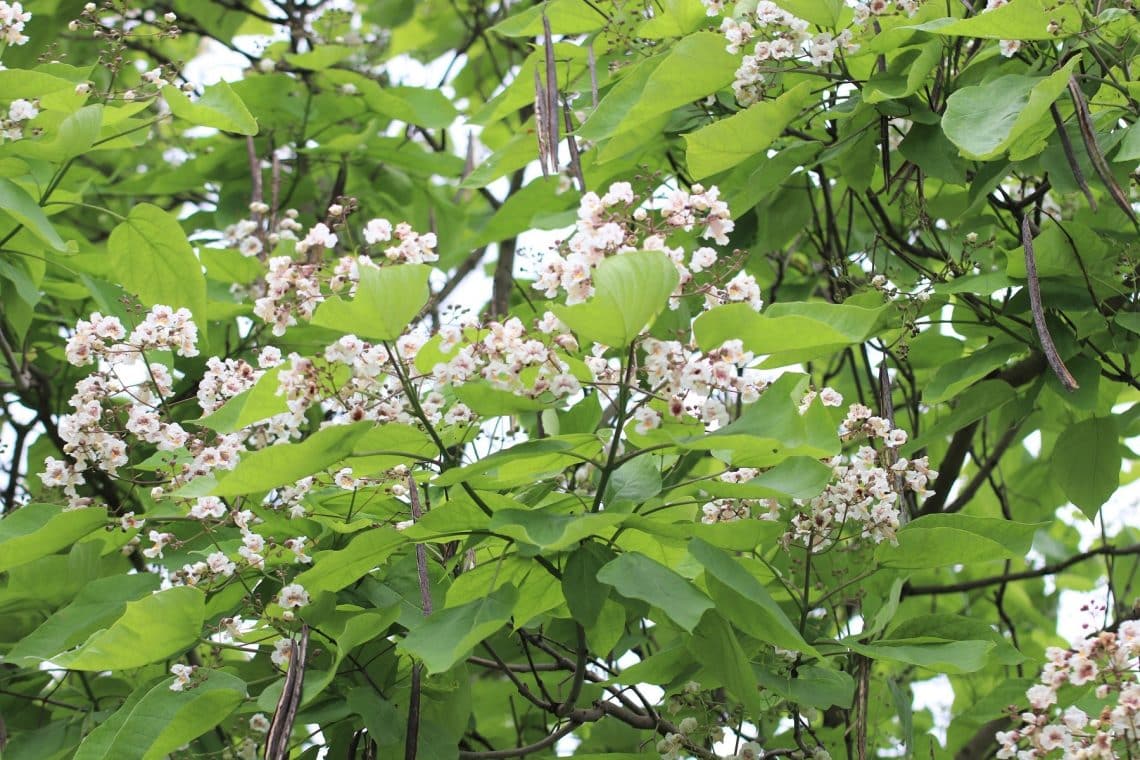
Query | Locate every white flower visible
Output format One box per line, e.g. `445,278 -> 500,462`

249,713 -> 270,733
277,582 -> 310,609
363,218 -> 393,244
999,39 -> 1021,57
8,98 -> 37,122
170,663 -> 196,691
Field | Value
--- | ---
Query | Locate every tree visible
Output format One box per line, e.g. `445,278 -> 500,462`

0,0 -> 1138,757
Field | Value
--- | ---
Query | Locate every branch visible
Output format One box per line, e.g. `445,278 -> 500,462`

904,543 -> 1140,596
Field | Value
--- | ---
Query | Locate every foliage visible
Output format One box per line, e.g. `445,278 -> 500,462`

0,0 -> 1138,759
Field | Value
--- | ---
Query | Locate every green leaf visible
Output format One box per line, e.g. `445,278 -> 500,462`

73,671 -> 246,760
681,373 -> 839,467
685,82 -> 814,178
54,587 -> 205,671
209,421 -> 371,497
596,552 -> 714,632
293,528 -> 407,592
887,614 -> 1024,666
908,0 -> 1081,39
755,663 -> 855,709
400,585 -> 518,674
1052,416 -> 1120,521
8,574 -> 161,665
554,251 -> 679,348
106,203 -> 207,327
562,542 -> 615,628
312,264 -> 432,342
162,82 -> 258,135
0,178 -> 67,252
489,509 -> 630,551
20,105 -> 104,161
876,514 -> 1044,569
694,301 -> 889,366
687,612 -> 767,715
579,32 -> 737,142
864,43 -> 942,104
604,455 -> 663,506
690,539 -> 819,657
0,504 -> 106,573
195,367 -> 289,433
941,59 -> 1078,160
844,638 -> 996,674
1114,121 -> 1140,162
491,0 -> 609,36
922,342 -> 1020,405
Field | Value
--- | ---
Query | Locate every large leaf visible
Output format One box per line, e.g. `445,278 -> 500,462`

694,301 -> 889,366
162,81 -> 258,135
596,551 -> 714,632
209,421 -> 371,496
689,539 -> 818,657
0,504 -> 106,573
73,671 -> 246,760
578,32 -> 737,142
106,203 -> 207,327
400,585 -> 518,674
8,574 -> 161,665
312,264 -> 432,342
844,638 -> 996,674
489,509 -> 630,551
293,527 -> 407,592
687,612 -> 767,715
941,59 -> 1078,160
1052,416 -> 1120,521
53,586 -> 205,671
685,82 -> 814,178
876,514 -> 1044,569
909,0 -> 1081,39
0,178 -> 67,252
554,251 -> 679,348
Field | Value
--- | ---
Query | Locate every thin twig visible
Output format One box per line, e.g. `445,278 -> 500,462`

1022,216 -> 1079,392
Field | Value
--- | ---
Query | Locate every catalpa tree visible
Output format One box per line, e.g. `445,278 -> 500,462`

0,0 -> 1138,758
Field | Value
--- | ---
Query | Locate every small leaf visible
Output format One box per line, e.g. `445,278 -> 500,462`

562,542 -> 615,627
596,552 -> 714,632
162,81 -> 258,135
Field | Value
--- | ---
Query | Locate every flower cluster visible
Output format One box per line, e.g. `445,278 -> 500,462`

721,5 -> 859,104
532,181 -> 736,305
0,1 -> 31,46
997,621 -> 1140,758
786,402 -> 935,551
251,215 -> 436,336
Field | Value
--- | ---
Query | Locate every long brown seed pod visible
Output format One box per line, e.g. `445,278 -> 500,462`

1022,216 -> 1079,392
